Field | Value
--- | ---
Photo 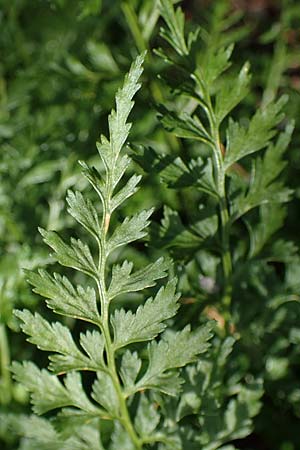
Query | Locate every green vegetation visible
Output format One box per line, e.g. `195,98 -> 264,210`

1,1 -> 300,449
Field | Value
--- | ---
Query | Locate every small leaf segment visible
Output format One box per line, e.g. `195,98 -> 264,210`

11,54 -> 213,449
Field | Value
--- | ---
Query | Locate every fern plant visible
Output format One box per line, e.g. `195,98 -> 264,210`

10,54 -> 213,449
136,0 -> 296,329
132,1 -> 299,446
2,2 -> 299,448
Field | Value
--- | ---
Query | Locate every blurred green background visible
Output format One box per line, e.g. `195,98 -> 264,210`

1,1 -> 300,449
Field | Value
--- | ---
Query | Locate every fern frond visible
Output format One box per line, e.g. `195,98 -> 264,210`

12,53 -> 213,449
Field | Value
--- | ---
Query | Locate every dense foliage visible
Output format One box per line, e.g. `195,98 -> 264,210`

1,1 -> 300,449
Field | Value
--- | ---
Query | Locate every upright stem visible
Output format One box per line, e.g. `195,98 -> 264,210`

103,316 -> 142,449
207,101 -> 233,328
96,199 -> 142,449
0,322 -> 12,405
121,2 -> 147,53
218,176 -> 233,322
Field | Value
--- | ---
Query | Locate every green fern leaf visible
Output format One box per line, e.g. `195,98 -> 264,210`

214,62 -> 251,125
111,279 -> 180,350
224,96 -> 288,169
11,362 -> 103,416
158,105 -> 213,144
12,52 -> 214,449
134,394 -> 160,438
120,351 -> 142,392
14,310 -> 100,373
108,257 -> 170,300
66,190 -> 101,239
110,422 -> 135,450
110,174 -> 142,212
135,323 -> 213,395
159,0 -> 189,56
202,44 -> 234,88
39,229 -> 98,278
230,126 -> 293,222
25,269 -> 101,324
108,53 -> 144,158
106,208 -> 154,255
79,330 -> 105,370
91,371 -> 119,417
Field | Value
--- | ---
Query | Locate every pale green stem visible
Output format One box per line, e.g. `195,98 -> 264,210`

47,198 -> 63,230
121,2 -> 147,53
215,151 -> 233,325
0,323 -> 12,405
96,279 -> 142,449
96,191 -> 142,449
218,175 -> 233,322
205,94 -> 233,327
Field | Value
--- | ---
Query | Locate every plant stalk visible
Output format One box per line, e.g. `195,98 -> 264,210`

207,100 -> 233,328
0,322 -> 12,405
96,191 -> 142,449
216,149 -> 233,328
